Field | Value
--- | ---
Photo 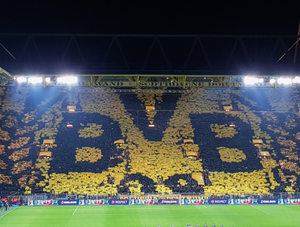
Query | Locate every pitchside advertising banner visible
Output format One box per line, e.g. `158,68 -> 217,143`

209,199 -> 229,204
182,199 -> 209,205
27,200 -> 59,206
258,199 -> 278,204
229,199 -> 258,205
59,200 -> 79,205
158,199 -> 179,205
79,199 -> 109,205
278,199 -> 300,204
27,198 -> 300,206
109,199 -> 129,205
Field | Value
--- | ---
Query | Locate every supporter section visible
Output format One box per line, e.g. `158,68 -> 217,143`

0,87 -> 300,196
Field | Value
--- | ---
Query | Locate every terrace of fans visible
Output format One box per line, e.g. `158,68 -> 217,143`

0,86 -> 300,197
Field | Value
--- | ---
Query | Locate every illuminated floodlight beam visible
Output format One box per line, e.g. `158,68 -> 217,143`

28,77 -> 43,84
270,79 -> 276,84
243,76 -> 264,85
57,76 -> 78,84
278,78 -> 292,85
16,76 -> 27,83
292,77 -> 300,83
45,77 -> 51,83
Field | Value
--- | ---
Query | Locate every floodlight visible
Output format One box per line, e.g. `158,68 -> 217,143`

270,79 -> 276,84
16,77 -> 27,83
28,77 -> 43,84
57,76 -> 78,84
278,78 -> 292,85
243,76 -> 263,85
258,78 -> 264,83
292,77 -> 300,83
45,77 -> 51,83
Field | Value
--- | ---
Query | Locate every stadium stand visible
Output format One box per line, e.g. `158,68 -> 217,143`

0,86 -> 300,197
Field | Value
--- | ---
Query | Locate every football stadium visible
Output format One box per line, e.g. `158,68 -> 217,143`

0,34 -> 300,226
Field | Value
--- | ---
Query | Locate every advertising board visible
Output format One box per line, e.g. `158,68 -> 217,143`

278,199 -> 300,204
27,200 -> 58,206
78,199 -> 109,205
58,200 -> 79,205
181,199 -> 208,205
26,198 -> 300,206
208,199 -> 228,204
258,199 -> 278,204
109,199 -> 129,205
158,199 -> 179,205
228,199 -> 258,205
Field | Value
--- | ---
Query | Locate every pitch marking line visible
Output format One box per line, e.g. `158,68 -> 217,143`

0,207 -> 17,219
204,206 -> 207,208
250,205 -> 270,215
72,206 -> 79,216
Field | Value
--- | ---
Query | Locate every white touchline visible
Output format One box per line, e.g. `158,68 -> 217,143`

203,206 -> 207,208
72,206 -> 79,216
0,207 -> 17,219
250,205 -> 270,215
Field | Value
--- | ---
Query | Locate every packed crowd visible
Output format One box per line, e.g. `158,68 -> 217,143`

0,87 -> 300,196
78,123 -> 104,138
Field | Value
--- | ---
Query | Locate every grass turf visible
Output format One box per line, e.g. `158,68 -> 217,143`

0,205 -> 300,227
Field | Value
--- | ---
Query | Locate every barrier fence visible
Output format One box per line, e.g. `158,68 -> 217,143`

4,193 -> 300,206
26,198 -> 300,206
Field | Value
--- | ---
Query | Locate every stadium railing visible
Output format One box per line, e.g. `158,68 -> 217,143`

5,192 -> 300,203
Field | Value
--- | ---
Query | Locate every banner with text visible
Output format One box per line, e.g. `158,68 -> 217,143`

58,200 -> 79,205
258,199 -> 278,204
181,199 -> 209,205
109,199 -> 129,205
229,199 -> 258,205
278,199 -> 300,204
208,199 -> 229,204
79,199 -> 109,205
27,200 -> 59,206
27,198 -> 300,206
158,199 -> 179,205
129,199 -> 147,205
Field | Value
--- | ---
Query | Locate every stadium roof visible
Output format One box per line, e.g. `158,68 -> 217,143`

1,34 -> 300,76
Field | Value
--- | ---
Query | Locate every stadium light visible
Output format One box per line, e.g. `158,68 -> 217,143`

243,76 -> 264,85
28,77 -> 43,84
278,78 -> 292,85
292,77 -> 300,83
270,79 -> 276,84
57,76 -> 78,84
45,77 -> 51,83
16,76 -> 27,83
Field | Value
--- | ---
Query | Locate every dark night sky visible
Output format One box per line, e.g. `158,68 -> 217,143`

1,1 -> 300,35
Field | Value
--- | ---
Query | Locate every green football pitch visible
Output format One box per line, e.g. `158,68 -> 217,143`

1,205 -> 300,227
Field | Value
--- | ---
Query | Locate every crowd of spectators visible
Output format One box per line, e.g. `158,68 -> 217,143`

210,124 -> 238,138
78,123 -> 104,138
75,147 -> 103,163
8,137 -> 30,149
16,124 -> 38,136
0,87 -> 300,197
9,148 -> 30,161
217,147 -> 246,163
